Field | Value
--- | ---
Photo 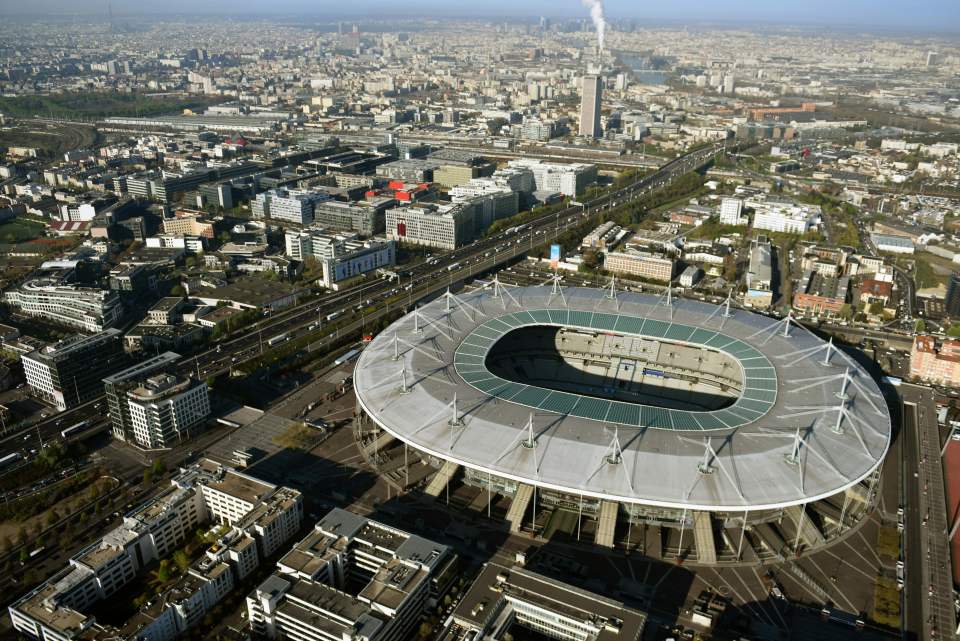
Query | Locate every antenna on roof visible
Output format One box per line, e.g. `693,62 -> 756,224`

785,426 -> 802,465
399,364 -> 410,394
832,368 -> 851,435
521,413 -> 536,449
413,305 -> 421,334
605,275 -> 617,301
781,310 -> 793,338
605,427 -> 623,465
549,272 -> 567,306
820,336 -> 834,366
392,332 -> 400,361
697,438 -> 715,474
448,393 -> 462,427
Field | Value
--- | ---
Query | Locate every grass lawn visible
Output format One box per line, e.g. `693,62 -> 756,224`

273,422 -> 324,451
0,219 -> 45,244
873,576 -> 900,627
876,526 -> 899,559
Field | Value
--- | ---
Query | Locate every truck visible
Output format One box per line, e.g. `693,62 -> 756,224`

447,262 -> 461,272
326,311 -> 343,322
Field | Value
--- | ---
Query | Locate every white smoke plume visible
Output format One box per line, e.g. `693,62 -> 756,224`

581,0 -> 607,53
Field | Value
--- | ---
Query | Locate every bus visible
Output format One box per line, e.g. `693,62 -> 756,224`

326,311 -> 343,322
266,333 -> 289,347
61,421 -> 90,439
447,262 -> 461,272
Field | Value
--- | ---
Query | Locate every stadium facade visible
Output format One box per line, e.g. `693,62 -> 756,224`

354,285 -> 891,565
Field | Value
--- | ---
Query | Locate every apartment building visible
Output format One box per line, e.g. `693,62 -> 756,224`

162,212 -> 215,239
23,330 -> 129,411
719,197 -> 745,226
104,351 -> 181,443
9,460 -> 302,641
247,508 -> 455,641
127,374 -> 210,449
5,278 -> 124,332
911,335 -> 960,386
604,251 -> 675,283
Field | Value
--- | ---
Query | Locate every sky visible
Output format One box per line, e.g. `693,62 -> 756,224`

0,0 -> 958,32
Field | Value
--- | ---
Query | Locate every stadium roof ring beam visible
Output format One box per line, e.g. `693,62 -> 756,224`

355,284 -> 891,514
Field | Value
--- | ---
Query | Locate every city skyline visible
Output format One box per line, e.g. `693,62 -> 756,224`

0,0 -> 958,32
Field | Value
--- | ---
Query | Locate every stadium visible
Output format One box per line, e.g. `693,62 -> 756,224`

353,284 -> 892,565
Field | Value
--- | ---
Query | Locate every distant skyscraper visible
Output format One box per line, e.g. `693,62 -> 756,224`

579,74 -> 603,138
946,273 -> 960,317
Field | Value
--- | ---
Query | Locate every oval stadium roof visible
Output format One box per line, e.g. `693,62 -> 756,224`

354,286 -> 891,511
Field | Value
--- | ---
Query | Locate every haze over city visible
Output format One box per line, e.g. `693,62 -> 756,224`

0,3 -> 958,641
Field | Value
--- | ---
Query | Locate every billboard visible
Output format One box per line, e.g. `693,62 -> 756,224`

550,244 -> 561,269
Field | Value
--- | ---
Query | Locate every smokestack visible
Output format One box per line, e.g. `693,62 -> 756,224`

581,0 -> 607,53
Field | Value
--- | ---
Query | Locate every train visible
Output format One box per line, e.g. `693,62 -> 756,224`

266,333 -> 289,347
0,451 -> 22,471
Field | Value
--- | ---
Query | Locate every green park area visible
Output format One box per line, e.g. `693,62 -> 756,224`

0,219 -> 46,244
0,92 -> 227,120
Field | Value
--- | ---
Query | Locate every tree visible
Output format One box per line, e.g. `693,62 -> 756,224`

915,319 -> 927,333
185,256 -> 197,268
173,549 -> 190,572
19,548 -> 28,563
170,284 -> 185,297
156,559 -> 171,583
143,468 -> 154,484
948,323 -> 960,338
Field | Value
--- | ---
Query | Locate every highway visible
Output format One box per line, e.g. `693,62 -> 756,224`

0,143 -> 723,459
900,383 -> 956,641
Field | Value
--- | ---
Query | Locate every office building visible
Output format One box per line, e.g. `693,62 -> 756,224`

386,202 -> 477,250
442,563 -> 646,641
313,199 -> 388,236
247,508 -> 456,641
745,240 -> 774,309
104,351 -> 181,444
752,202 -> 819,235
946,273 -> 960,318
376,159 -> 441,183
871,233 -> 915,254
23,330 -> 129,411
9,460 -> 302,641
603,251 -> 675,283
127,374 -> 210,449
252,189 -> 330,225
284,230 -> 396,288
4,279 -> 124,332
719,198 -> 745,226
430,152 -> 496,188
579,75 -> 603,138
506,159 -> 597,197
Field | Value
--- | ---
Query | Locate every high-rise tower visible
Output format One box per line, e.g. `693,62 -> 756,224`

579,75 -> 603,139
